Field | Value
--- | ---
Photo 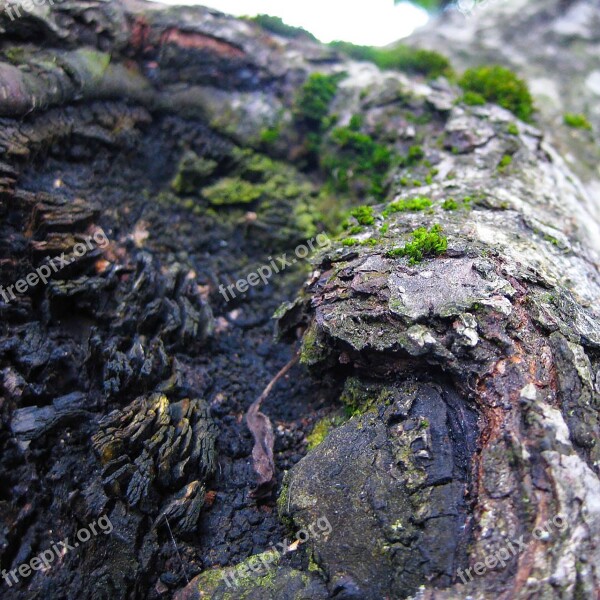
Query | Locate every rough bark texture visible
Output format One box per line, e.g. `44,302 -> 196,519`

0,1 -> 599,599
408,0 -> 600,234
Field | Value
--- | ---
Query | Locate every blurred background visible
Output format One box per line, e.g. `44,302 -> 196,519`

149,0 -> 431,44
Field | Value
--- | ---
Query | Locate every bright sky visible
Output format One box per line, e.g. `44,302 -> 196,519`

153,0 -> 429,46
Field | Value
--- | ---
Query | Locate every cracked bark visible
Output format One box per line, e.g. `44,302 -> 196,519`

0,1 -> 599,599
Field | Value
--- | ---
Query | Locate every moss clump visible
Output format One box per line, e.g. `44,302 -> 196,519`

345,225 -> 364,235
543,233 -> 560,247
77,49 -> 112,81
340,377 -> 376,417
340,377 -> 396,417
294,72 -> 344,163
260,125 -> 281,144
459,65 -> 534,121
461,91 -> 486,106
330,41 -> 452,78
197,150 -> 321,243
387,224 -> 447,265
563,113 -> 592,131
249,14 -> 317,40
382,196 -> 432,216
3,47 -> 27,64
306,419 -> 332,450
321,118 -> 393,200
506,123 -> 519,135
360,238 -> 379,247
341,237 -> 359,246
306,416 -> 345,450
497,154 -> 513,171
276,472 -> 295,530
401,144 -> 425,167
300,322 -> 328,365
294,72 -> 342,131
350,205 -> 375,226
202,178 -> 262,206
442,198 -> 458,211
424,168 -> 438,185
171,151 -> 218,195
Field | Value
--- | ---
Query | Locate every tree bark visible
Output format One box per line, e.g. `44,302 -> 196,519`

0,1 -> 599,599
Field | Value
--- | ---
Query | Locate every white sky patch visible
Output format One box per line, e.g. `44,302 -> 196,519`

150,0 -> 429,45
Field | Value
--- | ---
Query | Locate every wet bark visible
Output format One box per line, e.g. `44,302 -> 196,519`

0,1 -> 599,599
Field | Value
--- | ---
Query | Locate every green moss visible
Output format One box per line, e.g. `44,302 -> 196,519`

216,549 -> 283,598
442,198 -> 458,211
192,566 -> 229,596
249,14 -> 317,40
360,238 -> 379,247
402,144 -> 425,167
307,553 -> 322,573
300,322 -> 328,365
459,65 -> 534,121
379,222 -> 390,234
321,122 -> 393,200
295,72 -> 342,131
305,415 -> 346,450
340,377 -> 396,417
406,111 -> 433,125
350,205 -> 375,225
3,47 -> 27,64
386,224 -> 447,265
276,472 -> 294,528
330,41 -> 452,78
202,178 -> 262,206
294,72 -> 345,164
376,45 -> 452,78
427,170 -> 439,184
461,91 -> 486,106
341,237 -> 359,246
544,233 -> 560,247
507,123 -> 519,135
171,151 -> 218,195
340,378 -> 375,417
563,113 -> 592,131
497,154 -> 513,171
189,150 -> 321,243
76,49 -> 111,81
382,196 -> 432,216
260,125 -> 281,144
306,419 -> 331,450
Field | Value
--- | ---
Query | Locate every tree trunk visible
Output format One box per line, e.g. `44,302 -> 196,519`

0,1 -> 598,599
